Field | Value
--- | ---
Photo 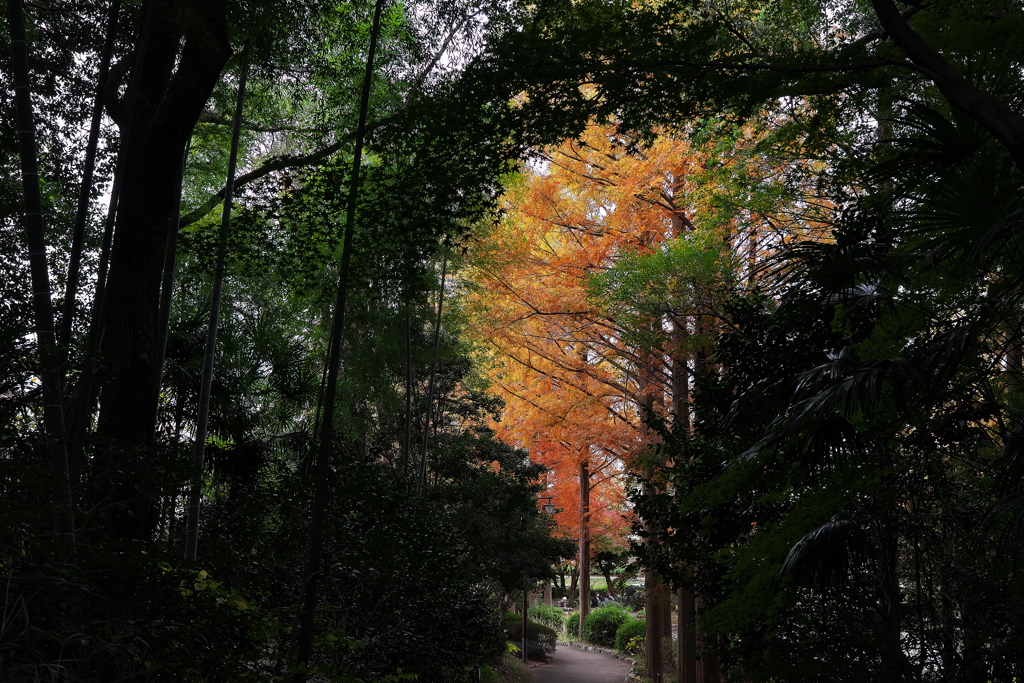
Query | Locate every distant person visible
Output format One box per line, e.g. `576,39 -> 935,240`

591,593 -> 600,608
559,596 -> 569,611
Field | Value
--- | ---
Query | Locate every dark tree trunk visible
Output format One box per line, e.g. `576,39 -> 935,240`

61,0 -> 121,349
678,588 -> 697,683
293,0 -> 387,676
417,248 -> 449,496
95,0 -> 232,538
185,54 -> 249,563
578,460 -> 590,637
7,0 -> 75,549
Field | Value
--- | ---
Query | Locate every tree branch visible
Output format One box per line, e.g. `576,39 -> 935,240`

178,140 -> 345,226
869,0 -> 1024,171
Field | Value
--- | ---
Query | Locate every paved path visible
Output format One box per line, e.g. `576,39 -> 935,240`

530,645 -> 631,683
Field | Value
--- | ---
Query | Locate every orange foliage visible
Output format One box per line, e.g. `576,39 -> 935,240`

467,119 -> 829,550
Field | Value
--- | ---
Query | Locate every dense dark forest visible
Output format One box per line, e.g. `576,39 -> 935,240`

3,0 -> 1024,681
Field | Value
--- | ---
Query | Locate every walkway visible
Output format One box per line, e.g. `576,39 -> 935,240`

530,645 -> 632,683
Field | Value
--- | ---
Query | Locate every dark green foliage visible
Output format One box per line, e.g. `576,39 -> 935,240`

565,612 -> 580,638
528,604 -> 565,631
633,100 -> 1024,680
615,618 -> 646,655
504,612 -> 557,654
615,584 -> 646,612
582,605 -> 629,649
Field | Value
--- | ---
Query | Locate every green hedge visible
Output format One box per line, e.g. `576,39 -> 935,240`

615,618 -> 646,654
528,604 -> 565,631
565,612 -> 580,638
582,605 -> 629,648
504,612 -> 558,653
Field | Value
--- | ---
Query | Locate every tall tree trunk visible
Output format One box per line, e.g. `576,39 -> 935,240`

403,299 -> 413,478
60,0 -> 121,348
95,0 -> 232,540
578,459 -> 591,638
645,569 -> 666,683
152,143 -> 189,426
695,597 -> 720,683
293,0 -> 387,677
417,247 -> 449,496
678,587 -> 697,683
67,0 -> 154,489
184,54 -> 249,563
7,0 -> 75,550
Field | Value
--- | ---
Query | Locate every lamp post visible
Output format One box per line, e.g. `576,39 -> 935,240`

524,495 -> 557,663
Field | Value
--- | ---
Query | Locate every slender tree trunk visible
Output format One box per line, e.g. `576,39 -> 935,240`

60,0 -> 121,349
695,597 -> 720,682
645,571 -> 665,682
7,0 -> 75,550
417,248 -> 449,496
578,459 -> 590,638
184,54 -> 249,563
293,0 -> 387,676
522,592 -> 529,663
403,299 -> 413,477
152,143 -> 190,427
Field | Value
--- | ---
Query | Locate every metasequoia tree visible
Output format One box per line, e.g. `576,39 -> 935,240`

469,120 -> 722,678
468,114 -> 830,678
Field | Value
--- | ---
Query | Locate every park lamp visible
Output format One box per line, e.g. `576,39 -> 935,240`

523,495 -> 557,663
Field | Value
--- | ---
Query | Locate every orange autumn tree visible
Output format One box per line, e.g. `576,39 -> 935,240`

465,116 -> 834,678
465,122 -> 731,620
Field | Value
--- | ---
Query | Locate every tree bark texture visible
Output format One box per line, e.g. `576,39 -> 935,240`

695,597 -> 720,683
578,459 -> 590,637
97,0 -> 232,449
678,588 -> 697,683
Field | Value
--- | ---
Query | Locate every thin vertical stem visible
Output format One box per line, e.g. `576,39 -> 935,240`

293,0 -> 387,676
184,53 -> 249,563
403,298 -> 413,477
417,247 -> 449,497
60,0 -> 121,348
152,141 -> 190,434
7,0 -> 75,549
578,459 -> 590,638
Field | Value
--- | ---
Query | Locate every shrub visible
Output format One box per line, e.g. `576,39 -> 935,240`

583,605 -> 629,648
617,583 -> 646,611
565,612 -> 580,638
615,618 -> 646,654
485,652 -> 531,683
528,604 -> 564,631
504,612 -> 558,653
